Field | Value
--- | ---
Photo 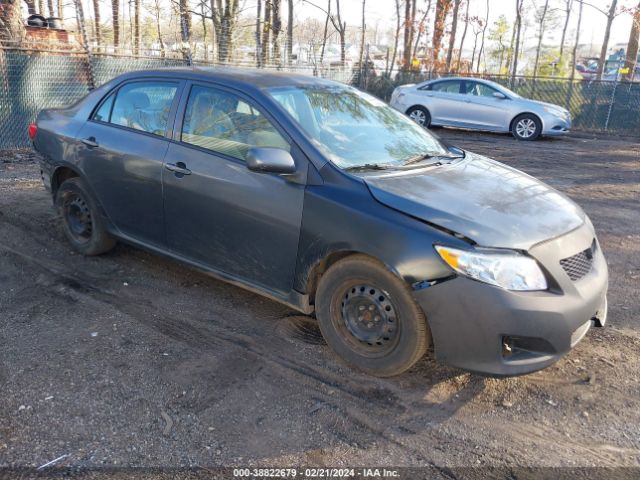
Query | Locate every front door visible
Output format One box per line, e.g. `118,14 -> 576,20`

162,83 -> 306,295
76,79 -> 182,245
459,81 -> 509,130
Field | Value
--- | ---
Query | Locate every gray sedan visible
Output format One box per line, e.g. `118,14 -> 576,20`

390,77 -> 571,140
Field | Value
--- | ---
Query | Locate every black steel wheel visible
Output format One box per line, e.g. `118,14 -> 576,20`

56,177 -> 116,255
316,255 -> 430,377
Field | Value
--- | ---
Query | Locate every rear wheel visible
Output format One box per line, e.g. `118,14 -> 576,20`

511,113 -> 542,140
406,106 -> 431,128
56,177 -> 116,255
315,255 -> 430,377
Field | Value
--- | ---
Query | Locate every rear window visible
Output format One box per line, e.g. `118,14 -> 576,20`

94,81 -> 178,136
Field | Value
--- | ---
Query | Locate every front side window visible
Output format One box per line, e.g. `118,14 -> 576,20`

430,80 -> 463,93
181,85 -> 289,161
267,84 -> 448,169
109,81 -> 178,136
465,81 -> 499,97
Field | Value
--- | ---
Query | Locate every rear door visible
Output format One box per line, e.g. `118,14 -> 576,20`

162,82 -> 307,294
419,80 -> 465,125
460,80 -> 509,130
76,79 -> 183,245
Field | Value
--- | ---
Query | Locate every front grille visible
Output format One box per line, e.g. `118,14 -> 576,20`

560,241 -> 596,281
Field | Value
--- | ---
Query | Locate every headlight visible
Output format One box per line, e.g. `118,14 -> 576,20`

435,245 -> 548,291
543,106 -> 568,118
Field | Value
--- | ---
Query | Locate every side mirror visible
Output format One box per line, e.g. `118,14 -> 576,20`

246,147 -> 296,174
493,92 -> 507,100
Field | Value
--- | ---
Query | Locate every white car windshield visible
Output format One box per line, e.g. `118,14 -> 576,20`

267,84 -> 449,169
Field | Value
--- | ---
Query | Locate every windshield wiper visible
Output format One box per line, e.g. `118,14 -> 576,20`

401,152 -> 461,167
343,163 -> 393,172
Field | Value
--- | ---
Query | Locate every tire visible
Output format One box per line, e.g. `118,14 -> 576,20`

315,255 -> 430,377
55,177 -> 116,255
406,106 -> 431,127
511,113 -> 542,141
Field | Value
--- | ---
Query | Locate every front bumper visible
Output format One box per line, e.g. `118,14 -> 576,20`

414,221 -> 608,376
542,115 -> 572,136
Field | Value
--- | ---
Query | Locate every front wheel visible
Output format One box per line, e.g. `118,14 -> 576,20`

56,177 -> 116,255
406,106 -> 431,128
315,255 -> 430,377
511,113 -> 542,140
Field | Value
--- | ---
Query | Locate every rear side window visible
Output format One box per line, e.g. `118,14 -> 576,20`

464,81 -> 499,97
181,84 -> 289,161
93,92 -> 115,122
430,80 -> 463,93
104,81 -> 178,136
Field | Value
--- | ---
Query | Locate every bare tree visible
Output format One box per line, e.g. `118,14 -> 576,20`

146,0 -> 166,57
272,0 -> 282,65
112,0 -> 120,47
92,0 -> 102,46
432,0 -> 452,69
358,0 -> 366,67
446,0 -> 462,71
596,0 -> 619,80
511,0 -> 523,84
212,0 -> 239,63
387,0 -> 401,75
456,0 -> 470,70
332,0 -> 347,65
0,0 -> 24,43
261,0 -> 271,64
134,0 -> 140,55
412,0 -> 432,61
532,0 -> 549,78
319,0 -> 330,64
558,0 -> 573,63
403,0 -> 416,70
256,0 -> 262,66
287,0 -> 293,65
476,0 -> 488,72
566,0 -> 583,108
624,0 -> 640,81
179,0 -> 192,60
47,0 -> 54,16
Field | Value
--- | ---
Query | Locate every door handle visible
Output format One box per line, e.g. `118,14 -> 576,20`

81,137 -> 99,148
165,162 -> 192,176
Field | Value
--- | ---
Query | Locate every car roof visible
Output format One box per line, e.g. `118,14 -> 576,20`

115,66 -> 339,90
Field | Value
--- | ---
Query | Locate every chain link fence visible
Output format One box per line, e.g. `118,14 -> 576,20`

1,18 -> 639,148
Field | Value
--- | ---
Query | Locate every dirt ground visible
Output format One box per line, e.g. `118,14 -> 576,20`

0,129 -> 639,477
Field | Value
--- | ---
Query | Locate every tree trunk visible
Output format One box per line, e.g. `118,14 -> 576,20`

387,0 -> 401,76
412,0 -> 431,62
24,0 -> 36,14
92,0 -> 102,46
359,0 -> 366,67
272,0 -> 282,66
319,0 -> 330,64
201,0 -> 208,61
38,0 -> 44,14
134,0 -> 140,55
596,0 -> 618,80
565,0 -> 582,108
558,0 -> 572,64
336,0 -> 346,66
402,0 -> 413,70
47,0 -> 54,16
511,0 -> 523,85
256,0 -> 262,66
0,0 -> 24,43
476,0 -> 489,73
532,0 -> 549,79
261,0 -> 271,65
456,0 -> 470,70
179,0 -> 191,61
446,0 -> 461,71
623,1 -> 640,82
154,0 -> 165,58
286,0 -> 293,65
432,0 -> 452,70
111,0 -> 119,47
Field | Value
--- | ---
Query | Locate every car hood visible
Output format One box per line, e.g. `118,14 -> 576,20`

363,152 -> 585,250
525,98 -> 567,112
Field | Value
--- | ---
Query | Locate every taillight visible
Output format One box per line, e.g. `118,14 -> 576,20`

28,122 -> 38,140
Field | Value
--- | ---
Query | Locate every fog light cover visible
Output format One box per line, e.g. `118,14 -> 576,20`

435,245 -> 548,291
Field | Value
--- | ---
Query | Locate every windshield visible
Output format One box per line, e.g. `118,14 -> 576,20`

267,84 -> 449,169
